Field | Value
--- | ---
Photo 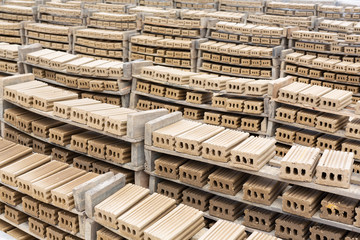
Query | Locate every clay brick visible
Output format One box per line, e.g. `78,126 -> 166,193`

320,89 -> 352,111
184,108 -> 204,120
230,136 -> 276,170
296,109 -> 322,127
22,196 -> 40,218
243,206 -> 278,232
150,84 -> 166,97
209,196 -> 245,221
165,87 -> 186,100
320,193 -> 358,225
97,228 -> 124,240
53,98 -> 100,119
309,224 -> 347,240
3,126 -> 20,143
346,119 -> 360,139
243,175 -> 287,206
51,148 -> 79,164
92,161 -> 112,174
275,215 -> 311,240
190,74 -> 218,88
355,207 -> 360,227
353,162 -> 360,174
4,107 -> 28,126
226,78 -> 255,94
199,219 -> 246,240
39,202 -> 61,225
345,232 -> 360,240
275,144 -> 291,157
248,231 -> 280,240
31,167 -> 86,203
88,108 -> 135,131
0,144 -> 32,168
221,115 -> 241,129
175,124 -> 224,156
46,226 -> 68,240
32,118 -> 63,138
179,161 -> 214,187
49,124 -> 84,146
225,98 -> 244,112
283,186 -> 324,218
58,210 -> 79,234
208,168 -> 247,195
202,129 -> 249,162
154,155 -> 187,180
212,96 -> 227,108
29,217 -> 48,238
298,85 -> 332,107
0,185 -> 24,206
275,125 -> 300,143
143,204 -> 204,240
16,112 -> 44,133
275,106 -> 299,123
295,129 -> 322,147
7,228 -> 33,240
278,82 -> 311,103
52,172 -> 98,210
157,180 -> 186,204
70,103 -> 118,124
88,136 -> 118,159
0,218 -> 13,231
95,184 -> 150,229
33,89 -> 78,112
73,156 -> 97,172
342,139 -> 360,159
71,131 -> 102,153
245,80 -> 270,96
315,150 -> 354,188
104,109 -> 137,136
164,104 -> 183,113
32,139 -> 52,155
280,145 -> 321,182
240,116 -> 262,132
105,142 -> 131,164
205,77 -> 234,91
4,205 -> 27,224
182,188 -> 213,211
186,92 -> 212,104
16,134 -> 33,147
204,112 -> 222,125
243,100 -> 264,114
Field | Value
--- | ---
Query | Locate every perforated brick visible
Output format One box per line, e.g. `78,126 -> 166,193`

320,194 -> 358,225
182,188 -> 213,211
275,106 -> 299,123
240,116 -> 262,132
209,196 -> 245,221
315,150 -> 354,188
296,109 -> 322,127
179,161 -> 214,187
309,224 -> 347,240
243,206 -> 278,232
230,136 -> 276,171
157,181 -> 186,204
280,145 -> 321,182
22,196 -> 40,218
186,92 -> 212,104
209,168 -> 247,195
204,112 -> 222,125
275,215 -> 311,240
29,217 -> 48,238
184,108 -> 204,120
154,155 -> 187,180
4,205 -> 27,225
283,186 -> 324,218
221,115 -> 241,129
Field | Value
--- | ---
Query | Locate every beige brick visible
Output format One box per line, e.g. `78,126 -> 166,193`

315,150 -> 354,188
209,196 -> 245,221
315,113 -> 348,133
208,168 -> 247,195
244,206 -> 278,232
282,186 -> 324,218
182,188 -> 213,211
240,116 -> 262,132
275,215 -> 311,240
309,225 -> 347,240
296,109 -> 321,127
179,161 -> 214,187
275,106 -> 299,123
320,194 -> 358,225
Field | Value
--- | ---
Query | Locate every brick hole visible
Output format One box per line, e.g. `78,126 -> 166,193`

330,173 -> 335,181
293,202 -> 298,210
286,166 -> 291,174
280,225 -> 285,232
300,205 -> 304,211
255,216 -> 259,223
247,190 -> 251,197
249,215 -> 254,222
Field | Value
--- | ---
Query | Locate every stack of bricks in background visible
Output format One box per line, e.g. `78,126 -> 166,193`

144,113 -> 360,239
